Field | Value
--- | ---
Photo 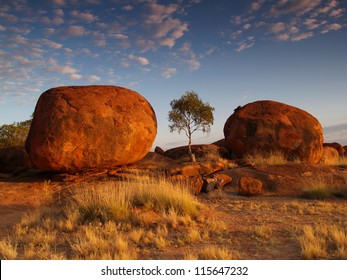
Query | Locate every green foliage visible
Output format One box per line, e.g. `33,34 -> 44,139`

168,91 -> 214,161
0,120 -> 31,148
302,187 -> 332,200
168,91 -> 214,137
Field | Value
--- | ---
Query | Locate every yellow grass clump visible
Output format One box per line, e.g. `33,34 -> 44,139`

297,224 -> 347,259
243,150 -> 298,166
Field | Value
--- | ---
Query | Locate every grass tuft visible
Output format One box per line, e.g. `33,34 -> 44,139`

243,150 -> 298,166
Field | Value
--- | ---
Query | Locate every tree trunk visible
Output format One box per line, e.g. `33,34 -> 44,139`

188,134 -> 196,162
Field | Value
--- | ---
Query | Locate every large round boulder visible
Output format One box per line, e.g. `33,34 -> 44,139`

26,86 -> 157,172
223,100 -> 323,163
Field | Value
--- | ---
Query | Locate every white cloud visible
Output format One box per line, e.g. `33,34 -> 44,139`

161,67 -> 176,78
41,39 -> 63,49
0,25 -> 6,31
244,23 -> 252,30
51,0 -> 65,6
108,33 -> 128,40
321,23 -> 342,34
330,8 -> 344,17
128,54 -> 149,65
46,58 -> 79,75
143,2 -> 188,49
250,0 -> 266,12
40,10 -> 64,25
12,35 -> 27,44
317,0 -> 338,14
276,33 -> 290,41
92,31 -> 106,46
70,10 -> 97,22
236,37 -> 255,52
291,32 -> 314,41
44,28 -> 56,35
269,0 -> 321,16
70,73 -> 82,79
303,18 -> 320,30
136,39 -> 156,52
122,5 -> 134,11
178,42 -> 201,70
0,12 -> 18,23
85,75 -> 101,82
268,22 -> 286,33
145,2 -> 178,25
12,55 -> 42,66
61,25 -> 85,37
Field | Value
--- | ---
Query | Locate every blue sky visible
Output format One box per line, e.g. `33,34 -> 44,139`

1,0 -> 347,149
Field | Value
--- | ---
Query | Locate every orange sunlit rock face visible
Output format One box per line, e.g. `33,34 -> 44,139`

26,85 -> 157,172
224,100 -> 323,163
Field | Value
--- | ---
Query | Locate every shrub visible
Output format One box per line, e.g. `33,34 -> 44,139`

0,120 -> 31,148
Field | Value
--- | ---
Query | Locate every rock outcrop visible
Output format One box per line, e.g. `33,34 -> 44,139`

323,142 -> 345,156
26,86 -> 157,172
319,146 -> 339,165
164,144 -> 228,160
223,100 -> 323,163
0,147 -> 32,173
238,176 -> 263,196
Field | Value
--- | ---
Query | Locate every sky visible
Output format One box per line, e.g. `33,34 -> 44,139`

1,0 -> 347,149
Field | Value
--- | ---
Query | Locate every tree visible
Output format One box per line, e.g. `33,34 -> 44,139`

168,91 -> 214,162
0,120 -> 32,149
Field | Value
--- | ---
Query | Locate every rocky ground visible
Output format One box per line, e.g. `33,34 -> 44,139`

1,152 -> 346,259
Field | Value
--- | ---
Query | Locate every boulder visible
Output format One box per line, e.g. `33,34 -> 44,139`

323,143 -> 345,156
319,146 -> 339,165
212,173 -> 233,189
25,86 -> 157,172
212,139 -> 226,148
164,144 -> 228,161
224,100 -> 323,163
170,174 -> 204,195
0,147 -> 32,173
344,146 -> 347,157
202,173 -> 232,193
238,176 -> 262,197
154,146 -> 165,156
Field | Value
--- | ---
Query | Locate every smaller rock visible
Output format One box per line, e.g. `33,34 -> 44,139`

166,162 -> 201,177
155,146 -> 165,156
170,174 -> 203,195
212,173 -> 233,190
202,177 -> 220,193
319,146 -> 339,165
202,173 -> 233,193
323,143 -> 345,156
0,147 -> 32,173
199,161 -> 225,176
238,176 -> 262,197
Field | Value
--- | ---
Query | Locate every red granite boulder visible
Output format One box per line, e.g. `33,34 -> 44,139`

319,146 -> 339,165
323,142 -> 345,156
223,100 -> 323,163
26,86 -> 157,172
238,176 -> 262,197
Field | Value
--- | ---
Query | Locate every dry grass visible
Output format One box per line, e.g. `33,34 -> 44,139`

196,245 -> 241,260
72,175 -> 200,225
1,171 -> 346,260
0,174 -> 229,260
300,175 -> 347,200
297,224 -> 347,259
0,239 -> 18,260
243,150 -> 298,166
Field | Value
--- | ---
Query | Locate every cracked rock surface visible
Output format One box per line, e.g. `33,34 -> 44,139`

25,85 -> 157,172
